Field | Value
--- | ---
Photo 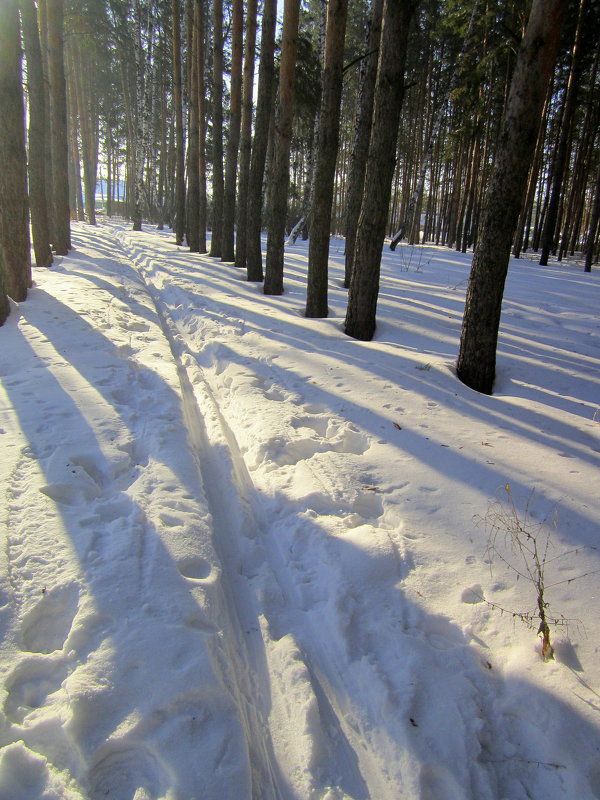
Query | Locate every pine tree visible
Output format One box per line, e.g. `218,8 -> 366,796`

457,0 -> 570,394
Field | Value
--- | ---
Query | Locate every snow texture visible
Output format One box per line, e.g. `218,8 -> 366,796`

0,220 -> 599,799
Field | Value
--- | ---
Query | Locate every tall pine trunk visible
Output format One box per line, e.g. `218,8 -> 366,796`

221,0 -> 243,262
0,0 -> 31,303
343,0 -> 384,287
344,0 -> 417,341
264,0 -> 301,295
457,0 -> 569,394
305,0 -> 348,318
209,0 -> 224,257
20,0 -> 53,267
187,0 -> 201,251
245,0 -> 276,280
172,0 -> 186,244
46,0 -> 71,253
539,0 -> 588,265
234,0 -> 258,269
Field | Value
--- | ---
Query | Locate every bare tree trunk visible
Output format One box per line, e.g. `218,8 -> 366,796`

187,0 -> 201,251
20,0 -> 53,267
263,0 -> 301,295
0,0 -> 31,303
221,0 -> 243,262
197,0 -> 207,253
173,0 -> 186,244
457,0 -> 569,395
305,0 -> 348,318
46,0 -> 71,253
209,0 -> 224,257
245,0 -> 276,280
344,0 -> 417,341
539,0 -> 588,266
234,0 -> 258,269
585,163 -> 600,272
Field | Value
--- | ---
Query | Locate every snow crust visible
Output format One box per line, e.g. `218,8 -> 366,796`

0,220 -> 599,799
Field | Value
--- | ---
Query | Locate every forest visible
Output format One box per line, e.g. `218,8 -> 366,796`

1,0 -> 599,392
1,3 -> 600,796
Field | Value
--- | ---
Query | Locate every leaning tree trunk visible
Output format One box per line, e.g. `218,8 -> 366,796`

344,0 -> 417,341
305,0 -> 348,318
245,0 -> 277,280
20,0 -> 53,267
46,0 -> 71,253
263,0 -> 301,295
456,0 -> 569,395
0,0 -> 31,303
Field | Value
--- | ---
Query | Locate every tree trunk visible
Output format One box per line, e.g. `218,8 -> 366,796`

0,0 -> 31,302
234,0 -> 258,269
245,0 -> 277,280
196,0 -> 207,253
457,0 -> 569,395
539,0 -> 588,265
172,0 -> 186,244
20,0 -> 53,267
305,0 -> 348,318
71,39 -> 98,225
209,0 -> 225,257
187,0 -> 201,251
46,0 -> 71,253
221,0 -> 243,262
344,0 -> 417,341
584,163 -> 600,272
263,0 -> 301,295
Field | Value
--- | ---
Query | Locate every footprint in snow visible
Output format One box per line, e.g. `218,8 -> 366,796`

20,583 -> 80,654
3,655 -> 69,724
89,744 -> 169,800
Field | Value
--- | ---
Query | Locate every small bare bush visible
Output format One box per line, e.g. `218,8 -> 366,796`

476,485 -> 595,661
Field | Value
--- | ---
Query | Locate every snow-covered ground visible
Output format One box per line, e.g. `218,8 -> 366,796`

0,220 -> 599,800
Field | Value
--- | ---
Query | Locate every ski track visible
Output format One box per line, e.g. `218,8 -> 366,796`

1,220 -> 598,799
105,223 -> 505,799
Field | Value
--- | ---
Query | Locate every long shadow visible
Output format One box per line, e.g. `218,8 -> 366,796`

60,221 -> 600,794
1,250 -> 289,798
113,251 -> 600,476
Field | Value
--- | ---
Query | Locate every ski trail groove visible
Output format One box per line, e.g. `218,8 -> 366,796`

108,224 -> 424,798
108,230 -> 285,800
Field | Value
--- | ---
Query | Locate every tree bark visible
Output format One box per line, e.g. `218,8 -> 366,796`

172,0 -> 186,244
221,0 -> 243,262
584,163 -> 600,272
209,0 -> 224,257
539,0 -> 588,266
46,0 -> 71,253
0,0 -> 31,302
344,0 -> 417,341
197,0 -> 207,253
245,0 -> 277,280
264,0 -> 301,295
234,0 -> 258,269
456,0 -> 569,395
305,0 -> 348,317
187,0 -> 201,251
20,0 -> 53,267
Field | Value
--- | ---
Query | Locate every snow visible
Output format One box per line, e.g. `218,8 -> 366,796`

0,219 -> 599,799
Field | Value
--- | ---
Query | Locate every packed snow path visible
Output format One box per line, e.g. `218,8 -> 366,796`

0,221 -> 599,799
